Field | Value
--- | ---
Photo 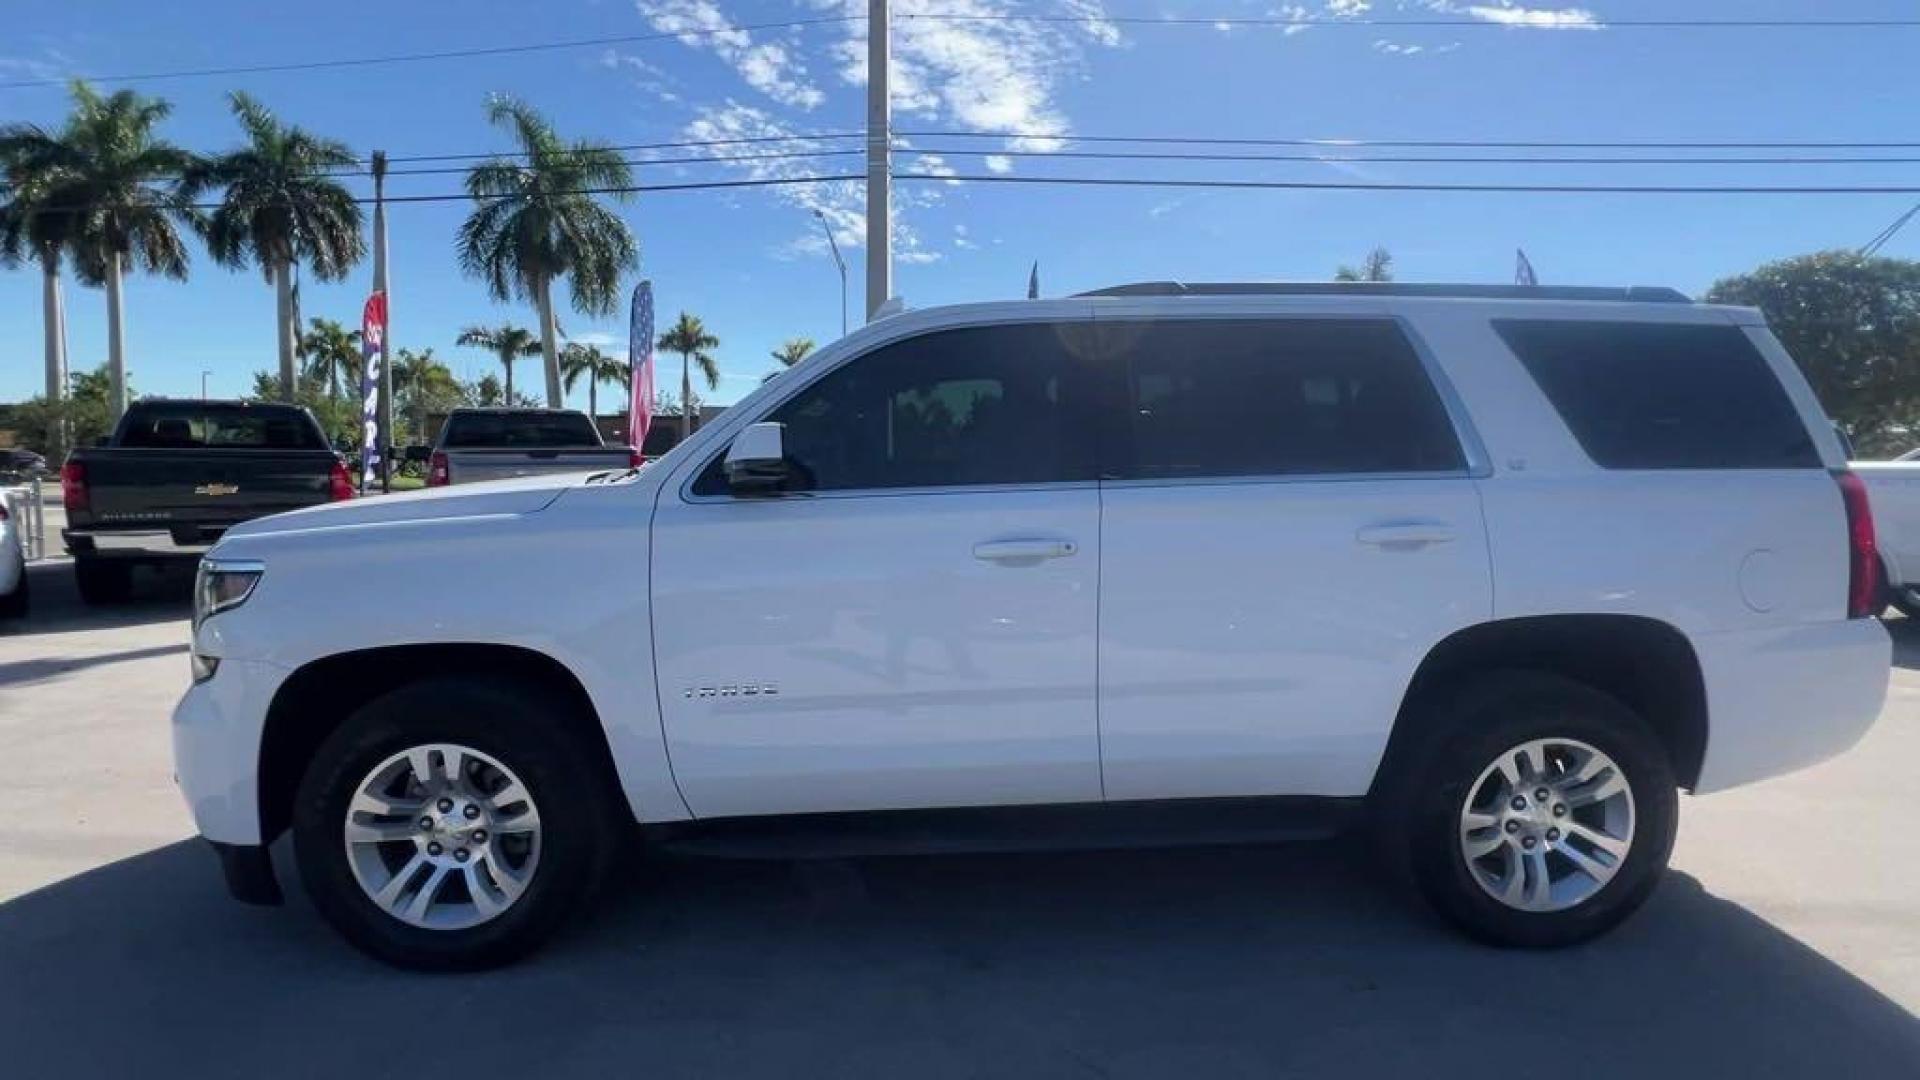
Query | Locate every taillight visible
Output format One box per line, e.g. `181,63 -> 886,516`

328,458 -> 356,501
427,451 -> 450,487
1836,470 -> 1879,618
60,460 -> 88,512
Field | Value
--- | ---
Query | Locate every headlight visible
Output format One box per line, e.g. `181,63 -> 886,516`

194,557 -> 264,628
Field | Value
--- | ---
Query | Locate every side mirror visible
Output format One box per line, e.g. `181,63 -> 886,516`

724,422 -> 790,495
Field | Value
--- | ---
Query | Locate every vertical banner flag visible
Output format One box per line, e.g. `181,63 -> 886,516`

629,280 -> 655,455
359,291 -> 388,490
1515,248 -> 1539,287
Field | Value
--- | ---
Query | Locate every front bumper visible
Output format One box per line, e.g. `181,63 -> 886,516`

172,656 -> 289,846
1694,617 -> 1891,793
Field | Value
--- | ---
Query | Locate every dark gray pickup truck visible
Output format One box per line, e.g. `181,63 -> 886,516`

60,400 -> 352,603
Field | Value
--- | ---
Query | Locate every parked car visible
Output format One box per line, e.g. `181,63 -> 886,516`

176,283 -> 1890,969
1,447 -> 49,484
1852,460 -> 1920,615
426,408 -> 637,486
61,400 -> 353,604
0,496 -> 25,619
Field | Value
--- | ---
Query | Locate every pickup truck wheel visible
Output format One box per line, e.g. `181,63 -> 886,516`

1389,673 -> 1678,948
292,677 -> 616,971
72,558 -> 132,605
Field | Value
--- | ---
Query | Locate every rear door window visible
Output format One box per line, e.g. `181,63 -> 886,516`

1110,318 -> 1466,480
1495,320 -> 1820,469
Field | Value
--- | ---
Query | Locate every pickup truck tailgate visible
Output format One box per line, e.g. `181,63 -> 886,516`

444,448 -> 633,485
82,448 -> 339,532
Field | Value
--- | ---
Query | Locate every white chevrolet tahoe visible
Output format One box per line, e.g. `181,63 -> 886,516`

174,282 -> 1892,969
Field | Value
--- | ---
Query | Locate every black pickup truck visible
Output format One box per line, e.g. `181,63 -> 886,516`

61,400 -> 353,603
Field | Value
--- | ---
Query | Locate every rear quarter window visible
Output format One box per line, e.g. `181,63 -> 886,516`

1494,319 -> 1821,470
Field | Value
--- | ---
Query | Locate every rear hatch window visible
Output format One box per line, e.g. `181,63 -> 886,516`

442,412 -> 602,448
1494,319 -> 1820,470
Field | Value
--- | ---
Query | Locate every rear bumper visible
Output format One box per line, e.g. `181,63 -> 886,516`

65,528 -> 212,559
1694,618 -> 1891,793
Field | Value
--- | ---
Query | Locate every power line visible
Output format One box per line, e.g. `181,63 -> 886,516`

908,148 -> 1920,167
359,148 -> 863,179
0,18 -> 860,90
11,14 -> 1920,90
1862,202 -> 1920,256
904,131 -> 1920,150
381,132 -> 861,165
893,172 -> 1920,195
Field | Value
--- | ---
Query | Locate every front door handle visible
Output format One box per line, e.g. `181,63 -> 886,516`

972,538 -> 1079,562
1356,522 -> 1457,549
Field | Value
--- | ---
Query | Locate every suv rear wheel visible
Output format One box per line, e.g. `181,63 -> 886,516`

292,677 -> 618,970
1381,672 -> 1678,947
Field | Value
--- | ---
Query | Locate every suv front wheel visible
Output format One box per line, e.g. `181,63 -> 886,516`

1384,672 -> 1679,947
292,676 -> 618,970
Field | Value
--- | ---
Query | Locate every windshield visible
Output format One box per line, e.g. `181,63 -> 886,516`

441,412 -> 603,449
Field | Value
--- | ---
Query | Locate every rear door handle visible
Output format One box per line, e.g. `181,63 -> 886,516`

1356,523 -> 1457,549
973,538 -> 1079,562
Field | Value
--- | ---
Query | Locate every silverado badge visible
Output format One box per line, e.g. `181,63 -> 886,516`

194,483 -> 240,497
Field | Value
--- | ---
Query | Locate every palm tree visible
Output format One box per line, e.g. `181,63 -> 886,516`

0,135 -> 80,417
392,347 -> 455,443
560,342 -> 624,420
189,92 -> 364,403
457,324 -> 540,405
6,82 -> 197,420
457,96 -> 638,408
299,317 -> 362,405
773,337 -> 813,367
657,312 -> 720,437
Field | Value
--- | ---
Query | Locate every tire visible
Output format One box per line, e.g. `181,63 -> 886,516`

292,676 -> 620,971
0,571 -> 26,619
73,557 -> 133,605
1377,671 -> 1678,948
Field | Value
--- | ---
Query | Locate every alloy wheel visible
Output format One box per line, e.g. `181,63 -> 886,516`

1457,737 -> 1636,913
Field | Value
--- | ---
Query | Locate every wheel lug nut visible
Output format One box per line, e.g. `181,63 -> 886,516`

1552,804 -> 1568,818
1521,836 -> 1537,850
1546,828 -> 1561,843
471,830 -> 488,843
1534,788 -> 1550,802
419,816 -> 434,831
1504,820 -> 1520,834
437,798 -> 454,813
463,804 -> 480,820
1510,797 -> 1528,811
454,848 -> 470,863
427,842 -> 443,856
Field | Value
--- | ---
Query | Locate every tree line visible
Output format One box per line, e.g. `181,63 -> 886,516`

0,80 -> 794,454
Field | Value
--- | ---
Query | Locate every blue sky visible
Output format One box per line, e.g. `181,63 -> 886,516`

3,0 -> 1919,406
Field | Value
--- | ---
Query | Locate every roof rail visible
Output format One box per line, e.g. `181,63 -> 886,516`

1076,281 -> 1692,303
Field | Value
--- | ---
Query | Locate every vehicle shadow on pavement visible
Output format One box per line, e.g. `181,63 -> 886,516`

1886,614 -> 1920,671
0,559 -> 192,636
0,838 -> 1913,1078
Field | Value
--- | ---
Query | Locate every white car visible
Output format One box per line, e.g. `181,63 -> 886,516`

1852,461 -> 1920,615
0,496 -> 26,619
175,283 -> 1892,969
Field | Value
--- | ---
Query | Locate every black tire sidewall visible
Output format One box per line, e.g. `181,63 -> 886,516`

292,677 -> 613,971
1404,673 -> 1678,948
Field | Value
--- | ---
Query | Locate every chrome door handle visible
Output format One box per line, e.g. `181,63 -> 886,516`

1356,523 -> 1457,549
972,538 -> 1079,562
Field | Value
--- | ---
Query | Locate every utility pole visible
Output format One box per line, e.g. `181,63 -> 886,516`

372,151 -> 394,493
865,0 -> 891,320
200,370 -> 210,399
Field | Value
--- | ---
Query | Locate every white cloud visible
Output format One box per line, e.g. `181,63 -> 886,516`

1325,0 -> 1371,15
681,103 -> 942,264
983,154 -> 1014,174
599,48 -> 683,103
0,48 -> 71,83
636,0 -> 826,108
1373,39 -> 1425,54
953,224 -> 978,250
1411,0 -> 1600,29
1147,198 -> 1185,218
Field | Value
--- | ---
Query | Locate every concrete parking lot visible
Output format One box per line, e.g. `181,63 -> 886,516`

0,557 -> 1915,1078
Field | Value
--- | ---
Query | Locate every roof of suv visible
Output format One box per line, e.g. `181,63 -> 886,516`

1077,282 -> 1693,303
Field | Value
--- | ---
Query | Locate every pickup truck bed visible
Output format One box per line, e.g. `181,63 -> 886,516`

429,408 -> 635,486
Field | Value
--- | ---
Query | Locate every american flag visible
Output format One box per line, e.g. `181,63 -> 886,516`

629,281 -> 654,453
